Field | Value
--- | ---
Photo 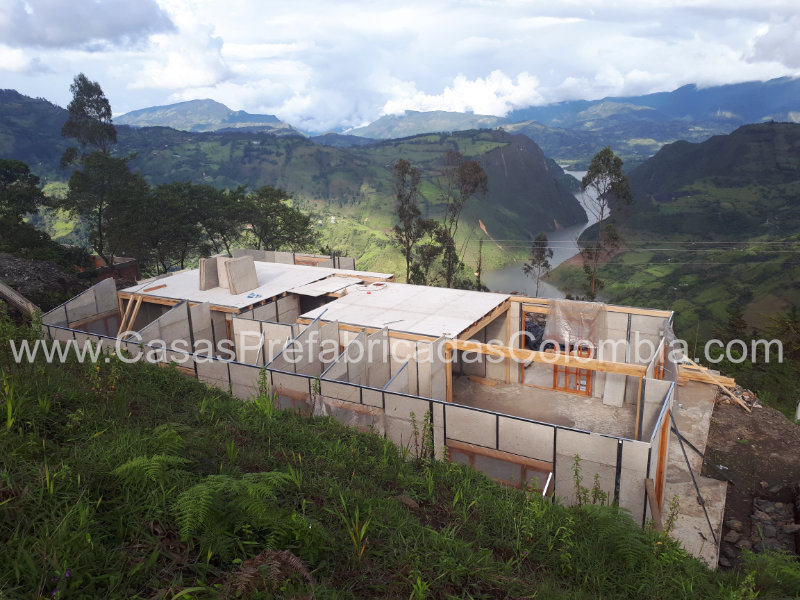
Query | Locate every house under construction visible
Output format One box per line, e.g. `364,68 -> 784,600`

41,249 -> 728,564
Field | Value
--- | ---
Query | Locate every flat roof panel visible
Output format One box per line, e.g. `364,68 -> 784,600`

302,282 -> 509,338
122,262 -> 392,310
289,276 -> 362,297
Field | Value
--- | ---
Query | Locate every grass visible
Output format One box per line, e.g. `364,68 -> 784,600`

1,311 -> 799,599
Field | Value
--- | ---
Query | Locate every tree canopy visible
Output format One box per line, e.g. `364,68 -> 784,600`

0,159 -> 44,223
61,73 -> 117,154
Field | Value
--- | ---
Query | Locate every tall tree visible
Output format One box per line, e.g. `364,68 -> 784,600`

60,153 -> 148,266
195,184 -> 248,256
61,73 -> 117,157
0,159 -> 44,223
580,147 -> 633,299
437,151 -> 488,288
523,232 -> 553,297
245,186 -> 317,252
390,159 -> 436,282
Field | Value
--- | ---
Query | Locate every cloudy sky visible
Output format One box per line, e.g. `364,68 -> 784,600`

2,0 -> 799,132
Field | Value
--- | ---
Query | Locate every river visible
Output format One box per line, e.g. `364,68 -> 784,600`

481,170 -> 599,297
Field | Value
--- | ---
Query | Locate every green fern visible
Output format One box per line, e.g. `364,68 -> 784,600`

150,423 -> 190,454
174,472 -> 292,538
112,454 -> 190,484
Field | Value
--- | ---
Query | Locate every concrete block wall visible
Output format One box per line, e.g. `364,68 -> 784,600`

555,430 -> 620,506
43,278 -> 118,327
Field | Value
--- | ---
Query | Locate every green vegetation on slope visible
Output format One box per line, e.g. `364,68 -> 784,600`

2,313 -> 798,598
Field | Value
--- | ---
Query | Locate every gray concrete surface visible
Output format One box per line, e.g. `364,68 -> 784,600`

452,376 -> 639,438
664,381 -> 727,567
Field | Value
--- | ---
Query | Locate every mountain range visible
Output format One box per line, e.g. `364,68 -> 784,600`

115,99 -> 301,136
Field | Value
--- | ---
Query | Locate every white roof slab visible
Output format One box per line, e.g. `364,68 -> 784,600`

301,282 -> 509,338
289,276 -> 361,297
122,262 -> 392,310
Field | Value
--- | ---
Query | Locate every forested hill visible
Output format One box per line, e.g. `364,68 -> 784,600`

0,90 -> 585,241
622,122 -> 800,237
628,122 -> 800,196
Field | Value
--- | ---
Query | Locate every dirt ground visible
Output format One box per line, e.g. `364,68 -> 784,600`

0,253 -> 87,313
703,397 -> 800,563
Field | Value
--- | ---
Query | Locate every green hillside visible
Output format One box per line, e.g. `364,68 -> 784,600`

115,99 -> 300,136
2,314 -> 796,599
0,91 -> 584,276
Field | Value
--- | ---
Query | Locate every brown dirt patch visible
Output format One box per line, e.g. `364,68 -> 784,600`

0,253 -> 87,312
703,398 -> 800,563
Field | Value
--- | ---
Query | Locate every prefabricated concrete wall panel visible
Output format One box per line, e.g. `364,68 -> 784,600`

226,256 -> 259,295
344,332 -> 367,385
277,295 -> 300,323
603,373 -> 626,407
319,321 -> 339,367
229,362 -> 261,400
445,405 -> 496,448
233,248 -> 267,261
232,319 -> 262,364
498,418 -> 554,463
606,311 -> 628,333
555,430 -> 618,506
65,289 -> 97,323
272,371 -> 309,396
339,329 -> 359,347
73,330 -> 91,346
274,252 -> 294,264
291,320 -> 321,376
429,337 -> 447,401
474,454 -> 522,484
460,328 -> 485,377
384,393 -> 431,451
367,329 -> 390,388
197,359 -> 229,390
320,379 -> 360,404
416,342 -> 433,398
93,279 -> 118,314
190,303 -> 213,350
263,251 -> 276,263
217,256 -> 231,289
385,363 -> 409,394
43,305 -> 68,326
50,327 -> 75,342
620,440 -> 650,520
388,338 -> 415,373
322,354 -> 348,382
211,311 -> 227,346
268,347 -> 295,373
429,402 -> 446,459
338,257 -> 356,270
485,315 -> 508,381
199,257 -> 219,290
644,377 -> 671,403
362,387 -> 383,408
631,314 -> 664,336
317,259 -> 334,267
252,301 -> 279,322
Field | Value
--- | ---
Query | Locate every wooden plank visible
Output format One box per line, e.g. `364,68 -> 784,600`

124,296 -> 144,337
682,357 -> 749,412
117,296 -> 135,336
446,439 -> 553,473
510,296 -> 673,319
678,367 -> 736,388
0,278 -> 39,317
295,318 -> 437,342
142,284 -> 167,293
645,478 -> 664,532
655,410 -> 670,507
458,299 -> 510,340
68,308 -> 119,330
448,339 -> 647,377
446,346 -> 453,403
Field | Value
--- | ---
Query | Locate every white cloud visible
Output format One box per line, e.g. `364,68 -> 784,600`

382,71 -> 544,117
2,0 -> 800,130
0,0 -> 173,49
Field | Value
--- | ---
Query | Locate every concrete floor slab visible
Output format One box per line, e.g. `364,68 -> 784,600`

452,376 -> 639,439
665,381 -> 726,567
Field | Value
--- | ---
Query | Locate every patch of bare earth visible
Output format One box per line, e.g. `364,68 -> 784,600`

703,392 -> 800,567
